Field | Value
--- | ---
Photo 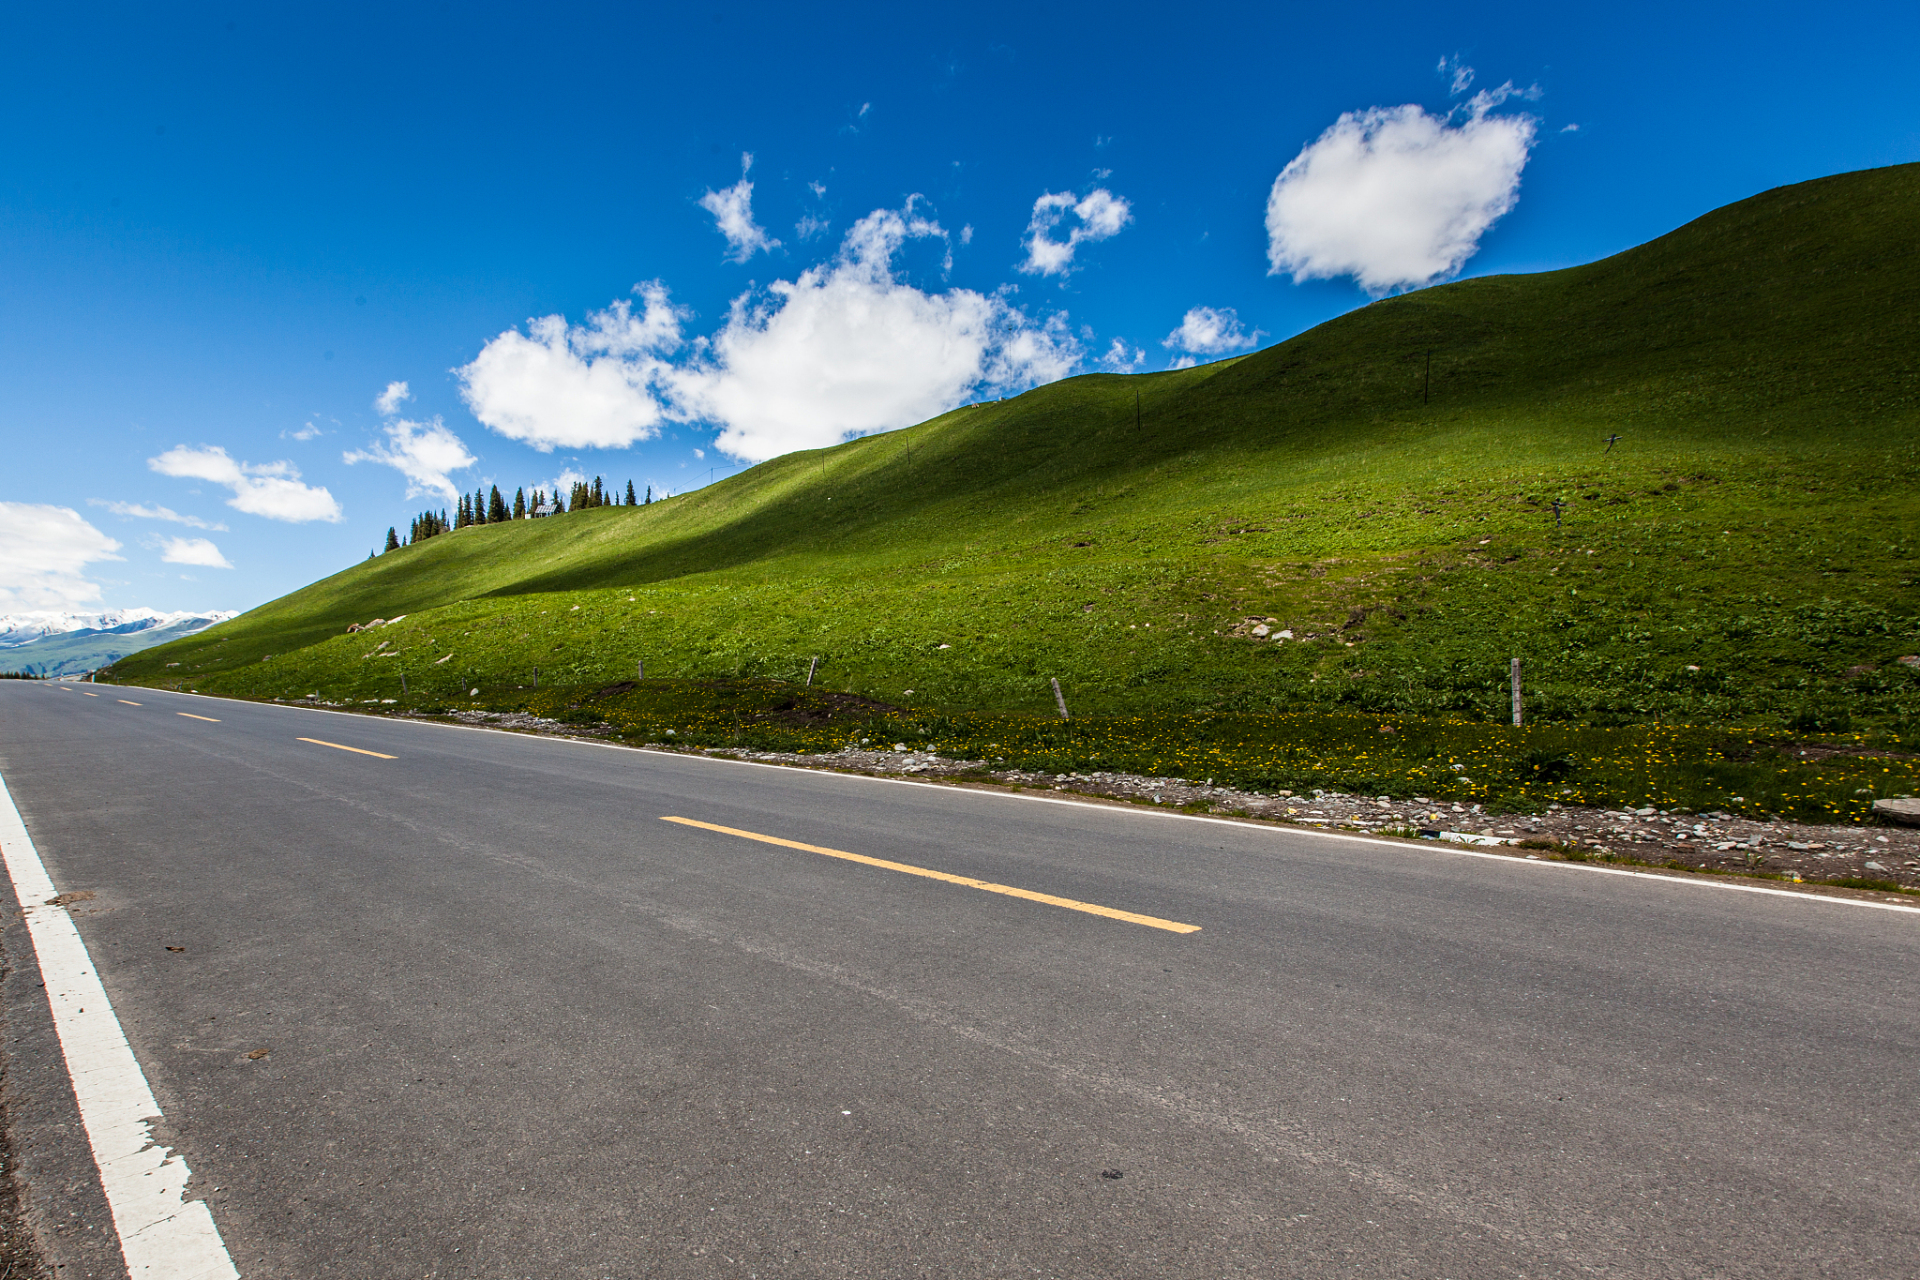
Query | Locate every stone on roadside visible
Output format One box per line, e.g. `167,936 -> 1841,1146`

1872,797 -> 1920,827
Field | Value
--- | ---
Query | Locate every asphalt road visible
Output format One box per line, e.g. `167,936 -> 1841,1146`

1,681 -> 1916,1279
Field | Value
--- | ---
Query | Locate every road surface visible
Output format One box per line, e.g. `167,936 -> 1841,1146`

1,681 -> 1915,1278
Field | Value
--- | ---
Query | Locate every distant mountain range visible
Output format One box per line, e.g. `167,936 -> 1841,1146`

0,609 -> 237,677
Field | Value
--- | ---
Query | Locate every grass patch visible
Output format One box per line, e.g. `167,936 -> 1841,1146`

261,676 -> 1920,824
108,165 -> 1920,777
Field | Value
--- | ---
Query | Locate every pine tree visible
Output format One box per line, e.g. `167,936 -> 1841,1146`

488,485 -> 508,523
513,487 -> 526,519
385,527 -> 399,552
645,485 -> 653,504
592,476 -> 604,507
457,495 -> 470,527
626,479 -> 637,506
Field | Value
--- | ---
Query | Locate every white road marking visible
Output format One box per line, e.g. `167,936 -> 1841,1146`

0,771 -> 240,1279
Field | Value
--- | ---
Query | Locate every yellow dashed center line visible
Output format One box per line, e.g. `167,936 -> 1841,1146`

81,691 -> 98,697
176,712 -> 220,722
297,738 -> 397,760
661,816 -> 1201,933
117,700 -> 142,706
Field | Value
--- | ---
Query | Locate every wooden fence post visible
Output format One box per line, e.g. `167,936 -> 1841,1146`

1511,657 -> 1523,727
806,656 -> 819,688
1051,677 -> 1071,721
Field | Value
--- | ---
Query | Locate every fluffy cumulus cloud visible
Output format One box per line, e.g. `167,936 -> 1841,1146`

1265,85 -> 1537,294
699,153 -> 780,262
148,446 -> 344,523
155,536 -> 233,569
1163,306 -> 1261,359
89,500 -> 226,531
674,206 -> 1081,461
1019,188 -> 1132,276
0,503 -> 123,610
457,285 -> 684,452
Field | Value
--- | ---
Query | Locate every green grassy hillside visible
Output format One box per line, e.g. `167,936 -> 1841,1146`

115,164 -> 1920,745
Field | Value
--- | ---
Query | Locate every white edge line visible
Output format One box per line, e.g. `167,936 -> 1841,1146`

0,770 -> 242,1280
104,685 -> 1920,918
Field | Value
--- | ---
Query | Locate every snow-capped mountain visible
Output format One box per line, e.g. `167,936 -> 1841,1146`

0,608 -> 238,649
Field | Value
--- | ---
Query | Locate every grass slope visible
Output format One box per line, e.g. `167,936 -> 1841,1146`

116,165 -> 1920,759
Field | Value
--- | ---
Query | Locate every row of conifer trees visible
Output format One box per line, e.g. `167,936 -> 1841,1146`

381,477 -> 654,553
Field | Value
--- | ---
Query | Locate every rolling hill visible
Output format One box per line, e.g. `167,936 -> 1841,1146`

111,163 -> 1920,742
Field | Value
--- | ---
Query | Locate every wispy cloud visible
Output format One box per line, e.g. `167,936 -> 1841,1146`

89,499 -> 227,532
343,420 -> 478,502
1099,338 -> 1145,372
698,153 -> 780,262
148,446 -> 344,523
1019,188 -> 1132,276
375,381 -> 412,415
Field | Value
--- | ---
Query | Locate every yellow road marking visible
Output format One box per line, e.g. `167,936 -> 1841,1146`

297,737 -> 397,760
81,692 -> 98,697
117,700 -> 142,706
661,816 -> 1201,933
176,712 -> 220,722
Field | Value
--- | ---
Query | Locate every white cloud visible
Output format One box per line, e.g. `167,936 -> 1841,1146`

375,381 -> 412,415
1019,188 -> 1132,276
673,205 -> 1081,462
1163,306 -> 1261,356
1438,55 -> 1474,96
1561,123 -> 1580,133
343,418 -> 479,502
1265,96 -> 1538,294
156,536 -> 233,569
699,153 -> 780,262
1099,338 -> 1145,372
89,500 -> 227,531
283,421 -> 323,441
0,503 -> 123,611
148,445 -> 344,523
545,468 -> 587,502
456,284 -> 685,452
795,214 -> 830,240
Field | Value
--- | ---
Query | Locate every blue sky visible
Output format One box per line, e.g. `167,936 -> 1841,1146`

4,0 -> 1917,618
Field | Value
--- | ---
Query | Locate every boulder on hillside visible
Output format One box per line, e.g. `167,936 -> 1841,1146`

1872,797 -> 1920,827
